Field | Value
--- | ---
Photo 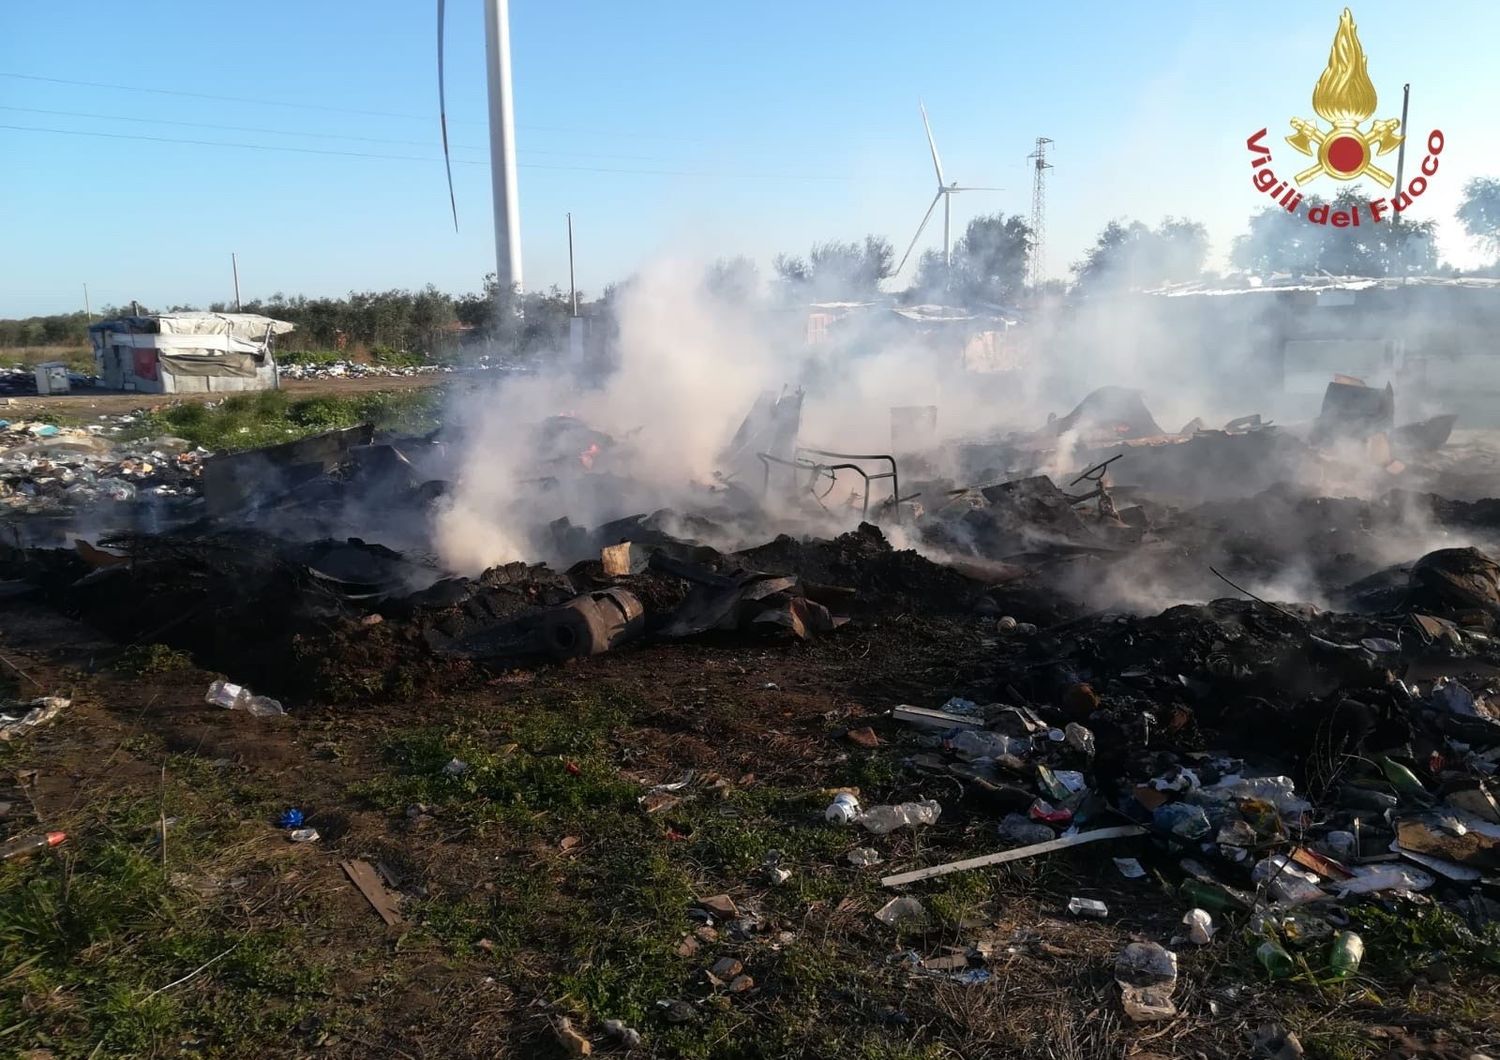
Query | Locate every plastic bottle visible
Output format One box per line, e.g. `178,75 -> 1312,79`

206,680 -> 285,717
856,799 -> 941,835
1329,931 -> 1364,979
1256,939 -> 1295,979
0,831 -> 66,861
947,730 -> 1029,761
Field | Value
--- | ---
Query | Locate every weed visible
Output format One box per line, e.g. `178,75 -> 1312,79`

116,643 -> 195,676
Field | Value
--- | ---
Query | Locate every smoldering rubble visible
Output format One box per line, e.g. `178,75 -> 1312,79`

4,357 -> 1500,1024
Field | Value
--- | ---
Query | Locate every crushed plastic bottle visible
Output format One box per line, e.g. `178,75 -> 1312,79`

1063,722 -> 1095,757
947,730 -> 1030,761
857,799 -> 941,835
205,680 -> 285,717
873,895 -> 926,926
1329,931 -> 1364,979
1114,942 -> 1178,1022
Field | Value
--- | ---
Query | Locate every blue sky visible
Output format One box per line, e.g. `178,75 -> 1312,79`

4,0 -> 1497,316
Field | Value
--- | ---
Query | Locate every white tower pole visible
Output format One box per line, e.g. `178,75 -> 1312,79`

943,192 -> 951,268
484,0 -> 522,300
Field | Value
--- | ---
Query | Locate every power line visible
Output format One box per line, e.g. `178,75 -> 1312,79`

0,104 -> 678,163
0,70 -> 710,141
0,123 -> 852,182
0,70 -> 436,121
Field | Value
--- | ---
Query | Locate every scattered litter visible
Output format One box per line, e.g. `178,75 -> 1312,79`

600,1019 -> 642,1050
0,696 -> 68,741
874,896 -> 927,926
287,828 -> 320,843
555,1016 -> 592,1057
443,758 -> 470,776
1183,908 -> 1216,945
847,847 -> 882,867
0,830 -> 66,862
278,808 -> 305,829
1113,857 -> 1146,879
1114,942 -> 1178,1022
857,799 -> 940,834
824,792 -> 862,824
205,680 -> 284,717
1066,897 -> 1108,919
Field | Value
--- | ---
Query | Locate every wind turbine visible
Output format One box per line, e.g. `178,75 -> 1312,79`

895,103 -> 1003,277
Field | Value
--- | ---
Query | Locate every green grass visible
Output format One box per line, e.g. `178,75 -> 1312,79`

3,345 -> 94,373
132,387 -> 441,452
0,780 -> 330,1056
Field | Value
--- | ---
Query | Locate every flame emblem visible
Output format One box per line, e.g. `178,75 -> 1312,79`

1285,8 -> 1403,187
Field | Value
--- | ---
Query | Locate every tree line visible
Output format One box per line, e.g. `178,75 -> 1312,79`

5,178 -> 1499,356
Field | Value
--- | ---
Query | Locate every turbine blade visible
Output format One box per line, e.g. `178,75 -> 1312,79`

919,102 -> 945,186
896,190 -> 944,276
949,186 -> 1005,191
438,0 -> 458,232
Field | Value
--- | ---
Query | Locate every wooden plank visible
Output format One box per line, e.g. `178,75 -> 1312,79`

880,825 -> 1148,887
340,858 -> 404,926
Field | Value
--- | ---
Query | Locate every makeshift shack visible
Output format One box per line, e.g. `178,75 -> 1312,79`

89,312 -> 294,393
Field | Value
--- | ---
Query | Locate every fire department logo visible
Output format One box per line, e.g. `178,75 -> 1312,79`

1285,8 -> 1402,187
1244,7 -> 1445,225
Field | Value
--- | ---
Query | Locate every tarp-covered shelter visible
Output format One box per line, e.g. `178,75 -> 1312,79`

90,312 -> 294,394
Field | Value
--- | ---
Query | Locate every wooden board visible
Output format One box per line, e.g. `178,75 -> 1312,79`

881,825 -> 1148,887
340,858 -> 404,926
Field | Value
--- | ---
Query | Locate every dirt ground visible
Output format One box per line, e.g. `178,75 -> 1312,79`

0,375 -> 449,421
2,583 -> 1497,1059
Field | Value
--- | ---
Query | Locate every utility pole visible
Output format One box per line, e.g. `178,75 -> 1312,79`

1027,137 -> 1054,292
231,252 -> 242,311
1392,83 -> 1411,282
484,0 -> 523,308
567,213 -> 585,359
567,213 -> 578,317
